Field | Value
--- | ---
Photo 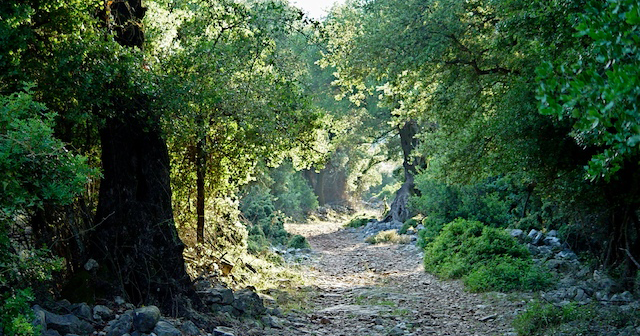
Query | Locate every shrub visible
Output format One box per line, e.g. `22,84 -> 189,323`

399,218 -> 418,234
287,234 -> 309,249
344,216 -> 374,228
365,230 -> 411,244
1,91 -> 92,336
423,218 -> 551,292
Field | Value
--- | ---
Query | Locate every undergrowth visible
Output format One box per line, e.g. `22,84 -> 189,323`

513,301 -> 640,336
424,218 -> 552,292
365,230 -> 412,244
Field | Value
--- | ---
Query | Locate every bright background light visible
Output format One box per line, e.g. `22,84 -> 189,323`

291,0 -> 345,20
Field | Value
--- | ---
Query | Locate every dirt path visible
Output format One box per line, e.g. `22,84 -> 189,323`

263,221 -> 522,336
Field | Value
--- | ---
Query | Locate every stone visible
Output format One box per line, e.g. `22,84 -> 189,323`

547,230 -> 558,237
543,236 -> 562,248
133,306 -> 161,333
509,229 -> 524,239
105,312 -> 133,336
84,259 -> 99,271
261,315 -> 283,329
93,305 -> 114,321
44,310 -> 94,335
610,291 -> 634,303
179,321 -> 200,336
32,305 -> 47,333
556,250 -> 578,260
537,246 -> 554,258
43,330 -> 61,336
200,285 -> 234,306
213,327 -> 235,336
114,297 -> 126,306
388,325 -> 405,336
71,303 -> 92,321
266,307 -> 283,317
232,288 -> 266,317
152,321 -> 181,336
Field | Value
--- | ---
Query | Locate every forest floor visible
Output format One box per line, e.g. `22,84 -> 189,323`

261,220 -> 524,336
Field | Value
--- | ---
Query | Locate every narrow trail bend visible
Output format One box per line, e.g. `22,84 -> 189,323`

265,221 -> 522,336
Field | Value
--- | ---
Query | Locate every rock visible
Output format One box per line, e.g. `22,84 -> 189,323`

179,321 -> 200,336
232,288 -> 266,317
133,306 -> 160,333
213,327 -> 235,336
114,297 -> 126,306
610,291 -> 633,304
556,250 -> 578,260
509,229 -> 524,239
266,307 -> 283,318
201,285 -> 234,306
43,309 -> 94,335
152,321 -> 181,336
388,325 -> 405,336
43,330 -> 61,336
105,312 -> 133,336
32,305 -> 47,333
261,315 -> 283,329
543,236 -> 562,248
71,303 -> 92,321
536,245 -> 553,258
84,259 -> 99,271
93,305 -> 114,321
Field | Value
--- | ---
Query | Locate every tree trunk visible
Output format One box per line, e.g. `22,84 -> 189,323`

92,115 -> 193,313
196,120 -> 206,245
382,120 -> 421,223
90,0 -> 195,315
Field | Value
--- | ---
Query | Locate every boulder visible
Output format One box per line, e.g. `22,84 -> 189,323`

32,305 -> 47,333
71,303 -> 92,321
105,312 -> 133,336
201,285 -> 234,305
43,330 -> 61,336
179,320 -> 201,336
43,309 -> 94,335
133,306 -> 160,333
83,259 -> 99,271
93,305 -> 114,321
509,229 -> 524,239
543,236 -> 562,248
213,327 -> 235,336
232,288 -> 266,317
152,321 -> 181,336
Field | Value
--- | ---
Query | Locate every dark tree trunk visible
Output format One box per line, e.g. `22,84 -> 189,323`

92,115 -> 193,313
90,0 -> 196,315
196,118 -> 206,245
382,120 -> 422,223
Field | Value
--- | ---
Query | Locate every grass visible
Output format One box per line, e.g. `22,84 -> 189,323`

365,230 -> 412,244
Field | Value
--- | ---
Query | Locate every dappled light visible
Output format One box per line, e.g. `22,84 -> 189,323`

2,0 -> 640,335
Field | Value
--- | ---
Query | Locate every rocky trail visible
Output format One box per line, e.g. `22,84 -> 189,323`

264,221 -> 522,336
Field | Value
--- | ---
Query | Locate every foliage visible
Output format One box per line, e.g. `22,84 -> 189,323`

423,219 -> 551,292
411,173 -> 534,229
344,216 -> 375,228
365,230 -> 411,245
0,91 -> 90,335
287,234 -> 310,249
513,301 -> 640,336
398,218 -> 418,234
537,0 -> 640,181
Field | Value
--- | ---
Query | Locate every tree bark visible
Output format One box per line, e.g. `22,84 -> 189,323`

92,115 -> 193,313
196,120 -> 206,245
90,0 -> 195,315
382,120 -> 421,223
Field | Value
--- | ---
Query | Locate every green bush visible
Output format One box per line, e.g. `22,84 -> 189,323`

287,234 -> 310,249
513,300 -> 640,336
398,218 -> 418,234
344,216 -> 374,228
1,90 -> 92,336
423,219 -> 551,292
